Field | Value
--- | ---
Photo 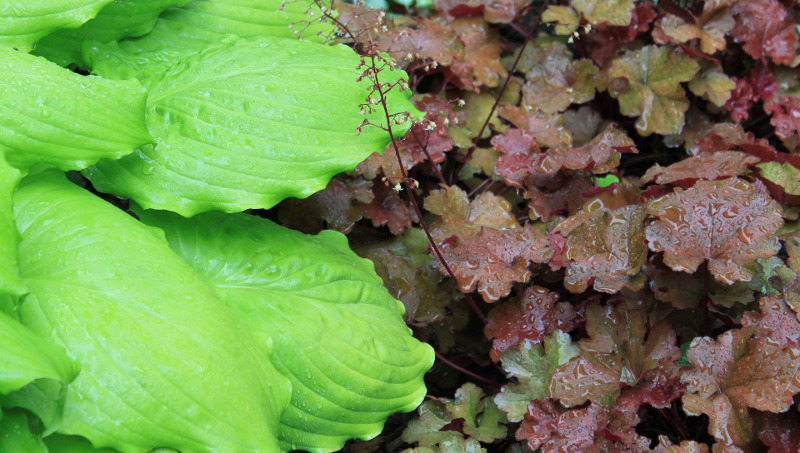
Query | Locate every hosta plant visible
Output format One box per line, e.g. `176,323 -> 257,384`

0,1 -> 433,452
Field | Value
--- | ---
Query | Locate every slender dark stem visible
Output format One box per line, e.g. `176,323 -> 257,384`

435,350 -> 502,389
670,402 -> 691,440
368,53 -> 488,325
457,1 -> 548,170
639,288 -> 651,336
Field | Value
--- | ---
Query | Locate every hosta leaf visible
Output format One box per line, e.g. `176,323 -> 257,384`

86,37 -> 419,216
494,331 -> 579,422
136,209 -> 434,453
0,155 -> 25,296
0,309 -> 79,421
86,0 -> 333,82
14,171 -> 291,452
645,178 -> 783,284
608,45 -> 699,136
0,47 -> 150,172
0,0 -> 114,51
0,410 -> 47,452
34,0 -> 192,66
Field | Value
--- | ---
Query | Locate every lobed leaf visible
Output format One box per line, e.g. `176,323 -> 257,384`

137,208 -> 434,453
494,331 -> 579,422
86,37 -> 420,216
608,45 -> 699,136
0,47 -> 151,172
642,151 -> 759,186
14,171 -> 291,452
646,177 -> 783,284
731,0 -> 798,66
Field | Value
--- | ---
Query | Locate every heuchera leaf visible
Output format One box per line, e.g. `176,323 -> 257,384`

608,45 -> 700,136
137,208 -> 434,452
0,155 -> 25,296
741,293 -> 800,349
279,177 -> 374,235
550,304 -> 680,408
14,171 -> 292,452
517,399 -> 610,453
0,0 -> 114,51
85,37 -> 421,216
0,47 -> 150,172
723,65 -> 777,123
652,1 -> 735,54
555,205 -> 648,293
731,0 -> 799,66
764,95 -> 800,141
645,178 -> 783,284
494,331 -> 579,422
485,286 -> 576,361
449,17 -> 508,90
642,151 -> 759,186
85,0 -> 333,81
402,383 -> 507,449
681,328 -> 800,446
426,186 -> 551,302
491,128 -> 541,189
433,0 -> 530,24
571,0 -> 634,26
537,125 -> 636,175
688,66 -> 736,107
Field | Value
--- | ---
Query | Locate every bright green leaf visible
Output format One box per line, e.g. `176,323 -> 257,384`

14,171 -> 292,453
34,0 -> 192,66
136,208 -> 434,453
608,45 -> 700,136
85,0 -> 335,82
494,331 -> 579,422
0,155 -> 25,296
0,0 -> 114,51
86,37 -> 421,216
44,434 -> 128,453
595,174 -> 620,188
0,47 -> 151,172
0,309 -> 79,425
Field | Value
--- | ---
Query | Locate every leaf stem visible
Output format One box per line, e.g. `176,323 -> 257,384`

434,350 -> 502,389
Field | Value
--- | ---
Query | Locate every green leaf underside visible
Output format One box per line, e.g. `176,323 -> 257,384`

85,0 -> 334,82
85,37 -> 419,216
137,209 -> 434,453
0,0 -> 114,52
0,310 -> 79,410
0,47 -> 151,172
13,171 -> 291,453
0,154 -> 25,296
0,410 -> 47,452
34,0 -> 192,67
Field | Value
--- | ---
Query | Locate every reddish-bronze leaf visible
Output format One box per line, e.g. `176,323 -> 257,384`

448,17 -> 508,90
764,94 -> 800,141
363,180 -> 419,235
434,0 -> 529,24
527,171 -> 595,220
741,293 -> 800,349
641,151 -> 759,186
555,205 -> 647,293
645,177 -> 783,284
278,178 -> 373,234
723,65 -> 777,123
426,186 -> 551,301
485,286 -> 577,361
537,125 -> 636,175
381,18 -> 464,69
550,304 -> 680,407
758,412 -> 800,453
498,104 -> 574,149
731,0 -> 799,65
517,399 -> 611,453
492,128 -> 541,189
583,1 -> 658,66
358,117 -> 452,181
681,328 -> 800,446
436,225 -> 552,302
